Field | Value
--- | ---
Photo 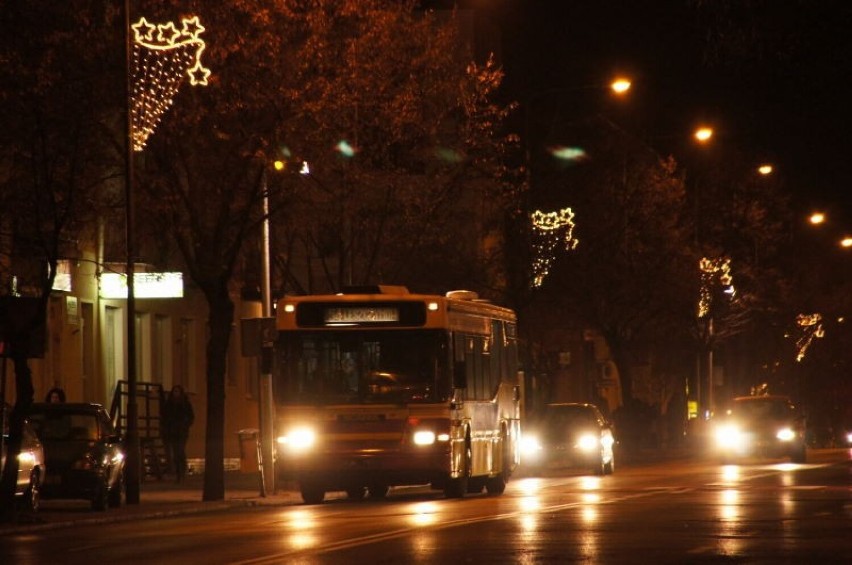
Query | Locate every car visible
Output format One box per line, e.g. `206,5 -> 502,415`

27,402 -> 126,511
1,403 -> 46,513
521,402 -> 615,475
713,395 -> 807,463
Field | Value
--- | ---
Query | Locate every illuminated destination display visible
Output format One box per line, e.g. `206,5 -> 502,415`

324,307 -> 399,324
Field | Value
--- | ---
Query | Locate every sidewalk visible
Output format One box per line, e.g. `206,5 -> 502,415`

0,470 -> 302,536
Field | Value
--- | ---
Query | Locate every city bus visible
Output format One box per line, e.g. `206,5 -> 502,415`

272,285 -> 521,504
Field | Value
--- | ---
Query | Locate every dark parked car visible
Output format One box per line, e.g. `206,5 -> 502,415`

1,403 -> 45,513
713,395 -> 807,463
521,402 -> 616,475
27,403 -> 125,510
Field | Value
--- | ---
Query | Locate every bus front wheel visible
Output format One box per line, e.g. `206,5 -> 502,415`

444,443 -> 470,499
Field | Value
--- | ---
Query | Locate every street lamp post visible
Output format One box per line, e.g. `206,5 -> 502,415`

122,0 -> 140,506
258,168 -> 276,496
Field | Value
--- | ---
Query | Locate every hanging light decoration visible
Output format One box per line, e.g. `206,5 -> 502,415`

794,313 -> 824,362
698,257 -> 733,318
530,207 -> 579,288
130,16 -> 211,151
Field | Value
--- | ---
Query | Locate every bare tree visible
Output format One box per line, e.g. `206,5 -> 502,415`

135,0 -> 518,501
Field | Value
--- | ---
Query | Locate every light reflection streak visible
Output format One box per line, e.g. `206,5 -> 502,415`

581,506 -> 598,523
287,533 -> 318,550
517,477 -> 543,495
582,492 -> 601,504
409,501 -> 439,527
285,508 -> 316,530
579,530 -> 599,560
519,496 -> 541,513
718,488 -> 743,556
519,514 -> 538,532
721,465 -> 740,483
580,476 -> 601,491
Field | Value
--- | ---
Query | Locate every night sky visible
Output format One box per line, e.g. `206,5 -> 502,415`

462,0 -> 852,227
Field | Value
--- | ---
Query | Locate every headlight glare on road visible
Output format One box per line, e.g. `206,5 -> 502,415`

776,427 -> 795,442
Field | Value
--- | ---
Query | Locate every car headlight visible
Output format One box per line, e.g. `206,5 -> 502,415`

576,434 -> 599,452
776,427 -> 795,442
846,431 -> 852,445
412,430 -> 436,446
277,427 -> 317,453
715,424 -> 744,449
520,434 -> 543,458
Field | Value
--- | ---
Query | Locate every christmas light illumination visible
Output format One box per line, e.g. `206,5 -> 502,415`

131,16 -> 210,151
531,207 -> 579,288
698,257 -> 733,317
795,313 -> 824,362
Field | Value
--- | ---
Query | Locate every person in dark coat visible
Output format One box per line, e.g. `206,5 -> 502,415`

45,387 -> 66,403
162,385 -> 194,482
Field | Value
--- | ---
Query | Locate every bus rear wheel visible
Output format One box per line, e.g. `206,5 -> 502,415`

300,481 -> 325,505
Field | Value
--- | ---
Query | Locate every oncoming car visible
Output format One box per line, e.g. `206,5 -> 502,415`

521,403 -> 615,475
713,395 -> 806,463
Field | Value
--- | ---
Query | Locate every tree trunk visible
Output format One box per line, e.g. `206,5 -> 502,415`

0,345 -> 35,521
201,281 -> 234,502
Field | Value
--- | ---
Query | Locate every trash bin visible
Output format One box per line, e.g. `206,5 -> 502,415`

237,428 -> 260,474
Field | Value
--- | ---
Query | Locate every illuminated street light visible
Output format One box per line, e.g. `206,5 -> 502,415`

757,164 -> 773,175
809,212 -> 826,225
694,127 -> 713,143
610,77 -> 631,95
841,236 -> 852,248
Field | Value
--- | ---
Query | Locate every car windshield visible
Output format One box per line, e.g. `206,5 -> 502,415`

543,407 -> 598,429
29,411 -> 100,441
731,399 -> 794,420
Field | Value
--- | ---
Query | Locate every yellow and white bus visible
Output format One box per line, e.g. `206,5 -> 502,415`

272,285 -> 521,504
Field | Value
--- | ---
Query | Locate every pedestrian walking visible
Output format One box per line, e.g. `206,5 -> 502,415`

162,384 -> 194,482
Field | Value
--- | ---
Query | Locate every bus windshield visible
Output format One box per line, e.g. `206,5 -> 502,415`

274,329 -> 450,405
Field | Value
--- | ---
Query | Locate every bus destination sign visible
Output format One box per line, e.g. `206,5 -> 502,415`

324,306 -> 399,324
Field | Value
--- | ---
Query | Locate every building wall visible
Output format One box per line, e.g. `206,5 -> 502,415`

2,253 -> 264,465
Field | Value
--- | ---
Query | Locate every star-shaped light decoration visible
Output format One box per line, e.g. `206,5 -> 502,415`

530,207 -> 579,288
130,15 -> 211,151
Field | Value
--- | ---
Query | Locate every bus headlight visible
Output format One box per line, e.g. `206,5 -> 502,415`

277,427 -> 317,453
776,427 -> 795,442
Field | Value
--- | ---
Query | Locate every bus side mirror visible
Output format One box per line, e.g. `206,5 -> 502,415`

453,361 -> 467,390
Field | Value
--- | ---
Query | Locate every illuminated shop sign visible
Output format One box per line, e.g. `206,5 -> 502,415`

100,272 -> 184,299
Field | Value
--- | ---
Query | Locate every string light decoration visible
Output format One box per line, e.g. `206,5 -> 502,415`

131,16 -> 211,151
794,313 -> 824,362
697,257 -> 734,317
530,207 -> 579,288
